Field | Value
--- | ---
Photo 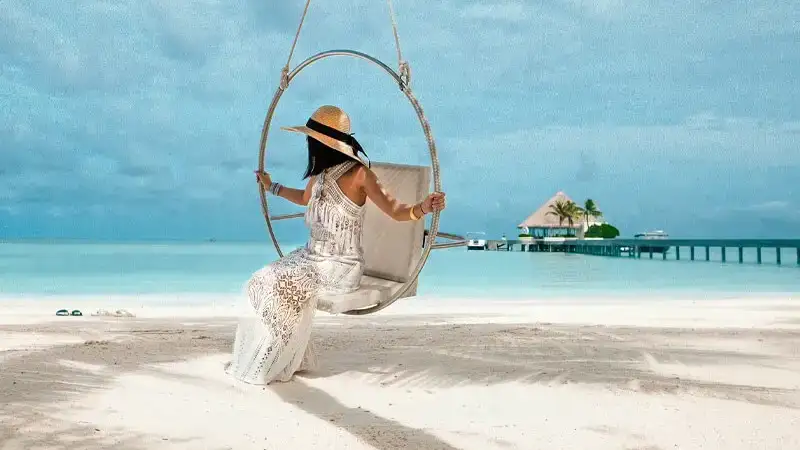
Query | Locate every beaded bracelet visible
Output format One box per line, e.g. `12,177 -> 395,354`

268,182 -> 282,196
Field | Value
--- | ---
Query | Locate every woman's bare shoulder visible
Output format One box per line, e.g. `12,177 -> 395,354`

351,164 -> 375,185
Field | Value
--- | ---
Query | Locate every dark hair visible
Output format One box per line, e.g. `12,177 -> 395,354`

303,136 -> 353,179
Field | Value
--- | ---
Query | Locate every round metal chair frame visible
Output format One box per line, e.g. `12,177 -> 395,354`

257,49 -> 444,315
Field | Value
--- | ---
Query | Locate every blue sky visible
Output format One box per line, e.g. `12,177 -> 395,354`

1,0 -> 799,241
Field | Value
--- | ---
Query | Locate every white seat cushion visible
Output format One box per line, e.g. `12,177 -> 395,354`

360,162 -> 430,283
317,275 -> 417,314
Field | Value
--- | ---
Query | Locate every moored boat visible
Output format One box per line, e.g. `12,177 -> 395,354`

466,232 -> 487,250
634,230 -> 671,253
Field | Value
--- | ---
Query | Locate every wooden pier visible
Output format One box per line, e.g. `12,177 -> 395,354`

481,238 -> 800,266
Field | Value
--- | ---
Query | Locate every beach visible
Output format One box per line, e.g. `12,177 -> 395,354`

2,295 -> 799,450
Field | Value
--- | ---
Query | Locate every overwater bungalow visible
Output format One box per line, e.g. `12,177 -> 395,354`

517,191 -> 604,242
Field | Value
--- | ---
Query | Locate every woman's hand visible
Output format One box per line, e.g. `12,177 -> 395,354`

420,192 -> 446,215
254,170 -> 272,188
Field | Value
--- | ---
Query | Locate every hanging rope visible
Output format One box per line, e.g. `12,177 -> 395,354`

281,0 -> 313,90
280,0 -> 411,90
385,0 -> 411,87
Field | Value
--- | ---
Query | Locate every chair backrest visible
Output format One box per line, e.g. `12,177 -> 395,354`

361,162 -> 431,292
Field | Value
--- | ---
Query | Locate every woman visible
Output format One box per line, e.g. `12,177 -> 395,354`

226,105 -> 446,385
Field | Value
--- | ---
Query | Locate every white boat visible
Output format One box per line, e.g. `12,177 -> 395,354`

466,232 -> 487,250
634,230 -> 670,253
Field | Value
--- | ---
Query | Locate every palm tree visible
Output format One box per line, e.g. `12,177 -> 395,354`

546,199 -> 581,236
578,198 -> 603,231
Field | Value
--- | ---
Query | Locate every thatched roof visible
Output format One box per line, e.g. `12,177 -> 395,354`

518,191 -> 584,229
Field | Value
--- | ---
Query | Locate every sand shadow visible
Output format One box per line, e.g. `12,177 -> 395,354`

272,380 -> 460,450
130,359 -> 461,450
300,322 -> 800,408
0,320 -> 235,450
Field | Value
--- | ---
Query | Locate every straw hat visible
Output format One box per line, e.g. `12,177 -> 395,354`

281,105 -> 369,166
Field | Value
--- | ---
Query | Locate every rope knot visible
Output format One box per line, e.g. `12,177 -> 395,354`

399,61 -> 411,87
279,67 -> 290,91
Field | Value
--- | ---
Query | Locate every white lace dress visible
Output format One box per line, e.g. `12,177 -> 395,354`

226,161 -> 365,384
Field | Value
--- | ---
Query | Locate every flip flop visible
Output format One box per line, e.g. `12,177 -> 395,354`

56,309 -> 69,316
70,310 -> 83,316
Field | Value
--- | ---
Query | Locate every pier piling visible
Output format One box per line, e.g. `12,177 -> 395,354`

480,238 -> 800,268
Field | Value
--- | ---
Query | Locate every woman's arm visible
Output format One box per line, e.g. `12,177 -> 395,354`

361,168 -> 440,222
275,177 -> 314,206
256,171 -> 314,206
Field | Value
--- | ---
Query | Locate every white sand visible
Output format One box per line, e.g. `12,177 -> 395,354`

2,295 -> 800,449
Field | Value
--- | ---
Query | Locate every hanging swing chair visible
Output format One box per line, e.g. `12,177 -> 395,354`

257,0 -> 466,315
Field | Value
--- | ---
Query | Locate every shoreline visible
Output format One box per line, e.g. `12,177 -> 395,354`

1,293 -> 799,329
3,290 -> 799,302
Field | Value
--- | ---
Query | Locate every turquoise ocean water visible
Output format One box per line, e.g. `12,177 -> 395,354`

1,241 -> 799,299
